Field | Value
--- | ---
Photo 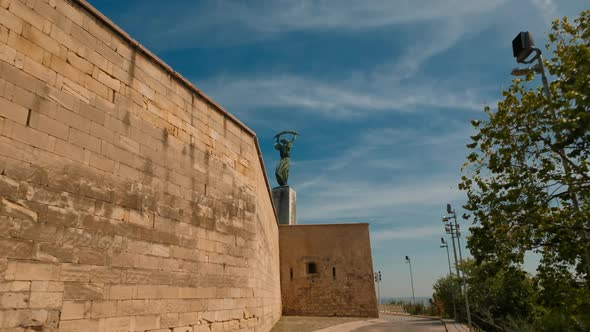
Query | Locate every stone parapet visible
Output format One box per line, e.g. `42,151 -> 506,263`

0,0 -> 281,330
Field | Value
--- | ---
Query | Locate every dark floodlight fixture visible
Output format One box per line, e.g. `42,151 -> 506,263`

447,204 -> 453,214
462,213 -> 470,220
405,256 -> 410,262
442,216 -> 450,222
374,271 -> 382,282
441,237 -> 446,244
512,31 -> 535,63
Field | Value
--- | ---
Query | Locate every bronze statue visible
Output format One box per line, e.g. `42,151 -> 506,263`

274,131 -> 298,187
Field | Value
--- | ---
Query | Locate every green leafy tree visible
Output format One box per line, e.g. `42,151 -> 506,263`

432,274 -> 461,319
433,260 -> 536,329
461,260 -> 536,328
459,9 -> 590,329
461,9 -> 590,275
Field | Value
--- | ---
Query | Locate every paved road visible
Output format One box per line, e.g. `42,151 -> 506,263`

350,315 -> 446,332
272,314 -> 446,332
271,316 -> 366,332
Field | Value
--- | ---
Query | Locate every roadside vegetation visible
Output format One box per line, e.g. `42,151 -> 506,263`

433,9 -> 590,332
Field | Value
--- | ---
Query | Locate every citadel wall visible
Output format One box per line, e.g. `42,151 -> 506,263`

278,224 -> 378,318
0,0 -> 281,330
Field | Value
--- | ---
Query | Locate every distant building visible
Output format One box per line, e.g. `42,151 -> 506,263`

279,224 -> 379,317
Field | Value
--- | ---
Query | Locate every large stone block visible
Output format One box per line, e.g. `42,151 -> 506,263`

0,96 -> 28,125
5,261 -> 60,281
97,316 -> 131,332
0,197 -> 37,221
0,291 -> 29,308
29,291 -> 63,309
58,318 -> 99,332
63,283 -> 104,301
61,301 -> 87,321
0,308 -> 53,329
0,238 -> 34,259
0,7 -> 25,34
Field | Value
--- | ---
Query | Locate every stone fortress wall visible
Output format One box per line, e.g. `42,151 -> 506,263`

278,224 -> 378,318
0,0 -> 281,330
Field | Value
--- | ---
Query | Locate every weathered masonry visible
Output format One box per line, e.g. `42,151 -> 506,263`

0,0 -> 281,331
279,224 -> 378,318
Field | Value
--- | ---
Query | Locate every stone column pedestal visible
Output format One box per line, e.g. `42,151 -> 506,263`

272,186 -> 297,225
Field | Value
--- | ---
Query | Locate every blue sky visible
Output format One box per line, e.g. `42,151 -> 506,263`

87,0 -> 588,298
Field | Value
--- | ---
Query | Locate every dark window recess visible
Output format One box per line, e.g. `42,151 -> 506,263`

290,268 -> 293,281
307,262 -> 317,274
332,267 -> 336,280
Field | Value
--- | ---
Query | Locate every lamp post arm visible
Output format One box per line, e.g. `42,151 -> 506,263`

535,53 -> 551,97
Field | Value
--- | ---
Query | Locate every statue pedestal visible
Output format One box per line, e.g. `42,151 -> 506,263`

272,186 -> 297,225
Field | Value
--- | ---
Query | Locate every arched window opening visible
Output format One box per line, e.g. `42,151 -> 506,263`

290,268 -> 293,281
332,267 -> 336,280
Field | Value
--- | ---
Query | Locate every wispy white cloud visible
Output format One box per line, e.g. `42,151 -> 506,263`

294,126 -> 473,176
200,74 -> 490,120
299,179 -> 462,221
196,6 -> 500,120
122,0 -> 510,50
529,0 -> 558,22
225,0 -> 507,32
371,225 -> 443,242
376,19 -> 467,81
291,127 -> 469,222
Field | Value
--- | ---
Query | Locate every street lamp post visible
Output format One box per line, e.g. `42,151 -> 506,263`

374,271 -> 382,313
447,205 -> 466,278
442,220 -> 460,278
405,256 -> 415,305
511,31 -> 590,277
444,204 -> 472,330
440,238 -> 457,320
440,238 -> 453,276
511,32 -> 580,206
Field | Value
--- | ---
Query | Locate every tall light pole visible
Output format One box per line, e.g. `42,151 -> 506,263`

511,31 -> 590,277
405,256 -> 415,305
442,217 -> 460,277
442,215 -> 462,321
440,237 -> 457,319
374,271 -> 382,313
447,205 -> 466,278
445,203 -> 471,330
440,238 -> 453,276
